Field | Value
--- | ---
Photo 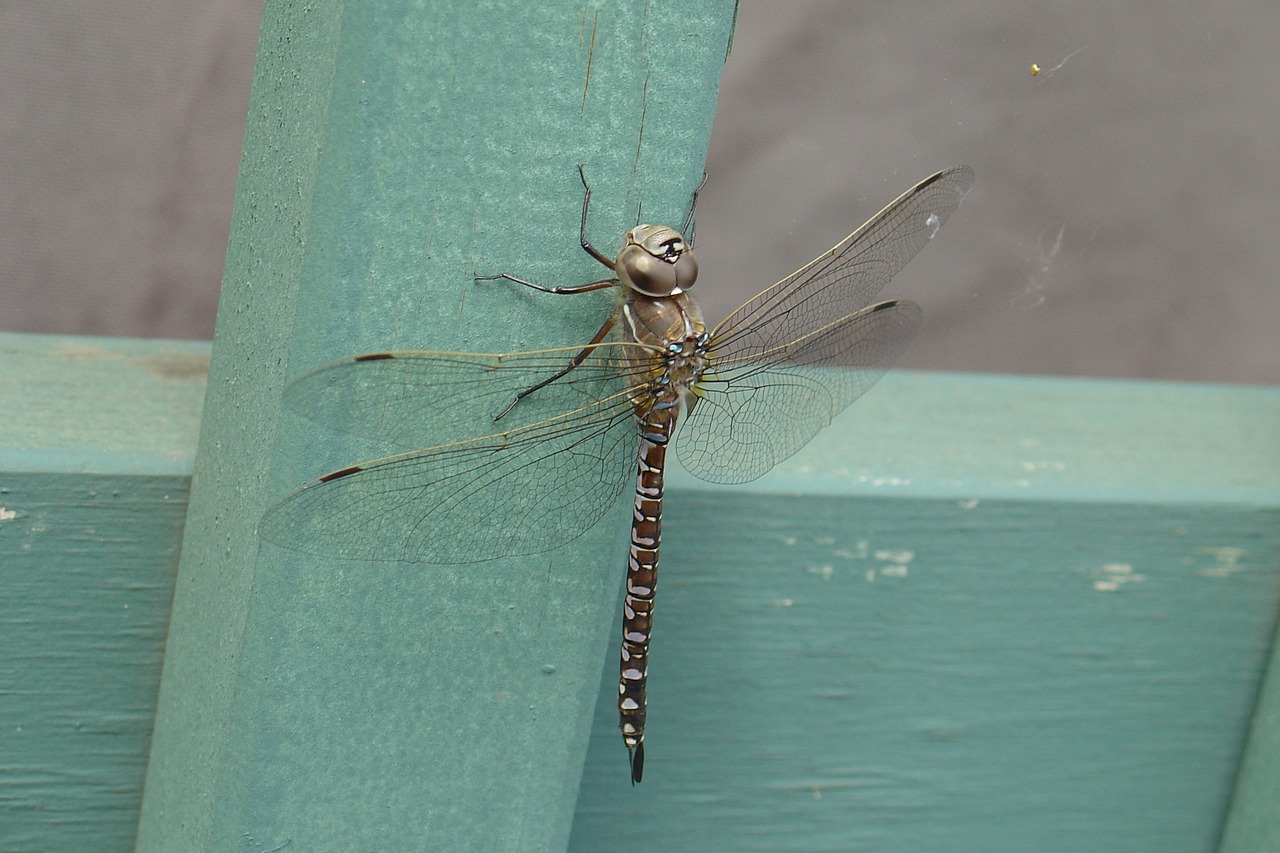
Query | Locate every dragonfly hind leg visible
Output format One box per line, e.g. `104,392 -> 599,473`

490,314 -> 618,421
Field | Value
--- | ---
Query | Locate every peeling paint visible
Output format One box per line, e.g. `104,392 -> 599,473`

1091,562 -> 1145,592
1195,546 -> 1248,578
806,564 -> 834,581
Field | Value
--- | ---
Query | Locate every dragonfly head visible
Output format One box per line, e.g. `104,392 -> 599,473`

617,225 -> 699,298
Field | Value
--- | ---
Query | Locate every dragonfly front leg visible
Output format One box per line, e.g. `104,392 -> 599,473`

682,170 -> 708,245
576,164 -> 620,271
473,273 -> 615,295
474,167 -> 621,292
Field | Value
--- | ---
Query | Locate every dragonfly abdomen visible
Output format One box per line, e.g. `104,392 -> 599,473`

619,399 -> 678,785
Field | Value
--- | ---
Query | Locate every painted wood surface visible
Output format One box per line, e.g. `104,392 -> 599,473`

0,333 -> 204,851
567,373 -> 1280,852
4,328 -> 1277,850
132,2 -> 737,852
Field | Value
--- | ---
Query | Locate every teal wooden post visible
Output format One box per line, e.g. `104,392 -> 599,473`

135,2 -> 736,851
1220,617 -> 1280,850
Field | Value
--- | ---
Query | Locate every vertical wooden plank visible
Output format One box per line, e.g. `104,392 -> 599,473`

1220,622 -> 1280,851
136,2 -> 737,851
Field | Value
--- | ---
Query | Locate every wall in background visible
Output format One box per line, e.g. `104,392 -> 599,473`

2,1 -> 1276,384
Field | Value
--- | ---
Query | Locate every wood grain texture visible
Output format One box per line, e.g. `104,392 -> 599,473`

1221,608 -> 1280,851
0,333 -> 203,851
132,2 -> 738,852
569,372 -> 1280,852
4,327 -> 1277,850
572,494 -> 1278,851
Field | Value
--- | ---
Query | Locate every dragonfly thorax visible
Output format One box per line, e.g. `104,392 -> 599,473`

616,224 -> 699,298
662,335 -> 709,398
620,290 -> 709,416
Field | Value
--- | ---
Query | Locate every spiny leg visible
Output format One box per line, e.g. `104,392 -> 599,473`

682,170 -> 708,244
490,315 -> 617,421
577,164 -> 617,270
475,165 -> 619,291
476,165 -> 622,418
474,273 -> 615,295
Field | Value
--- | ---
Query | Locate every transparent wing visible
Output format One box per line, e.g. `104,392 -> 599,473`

259,392 -> 638,564
677,300 -> 922,483
283,343 -> 652,451
705,166 -> 972,364
676,165 -> 972,483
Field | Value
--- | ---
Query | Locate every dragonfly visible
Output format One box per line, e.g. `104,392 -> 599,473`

259,164 -> 974,784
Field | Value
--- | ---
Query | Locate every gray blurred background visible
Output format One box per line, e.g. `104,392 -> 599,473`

2,1 -> 1276,384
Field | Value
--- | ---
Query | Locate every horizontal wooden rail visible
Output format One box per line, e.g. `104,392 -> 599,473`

2,330 -> 1277,851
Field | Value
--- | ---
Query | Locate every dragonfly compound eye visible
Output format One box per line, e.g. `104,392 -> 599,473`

617,225 -> 699,298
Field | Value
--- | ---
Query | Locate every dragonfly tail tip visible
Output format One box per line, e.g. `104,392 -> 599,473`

628,743 -> 645,785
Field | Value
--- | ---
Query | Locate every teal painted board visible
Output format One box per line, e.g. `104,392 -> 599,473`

568,372 -> 1280,851
0,333 -> 204,851
0,474 -> 188,853
4,322 -> 1277,850
572,495 -> 1279,851
137,3 -> 737,852
0,332 -> 207,476
1221,610 -> 1280,851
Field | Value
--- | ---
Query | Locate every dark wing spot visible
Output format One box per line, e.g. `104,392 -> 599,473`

319,465 -> 364,482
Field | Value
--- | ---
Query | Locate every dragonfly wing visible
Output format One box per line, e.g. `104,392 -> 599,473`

283,345 -> 646,451
706,166 -> 972,365
260,394 -> 638,564
673,167 -> 970,485
677,300 -> 922,484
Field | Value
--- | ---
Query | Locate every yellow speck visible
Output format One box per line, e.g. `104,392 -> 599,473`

1030,64 -> 1040,76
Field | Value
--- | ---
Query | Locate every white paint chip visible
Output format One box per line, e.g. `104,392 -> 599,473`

806,564 -> 834,581
1195,546 -> 1248,577
1090,563 -> 1145,592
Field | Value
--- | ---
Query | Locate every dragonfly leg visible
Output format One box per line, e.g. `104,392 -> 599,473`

577,165 -> 618,271
492,314 -> 618,420
682,171 -> 708,245
474,272 -> 615,295
474,167 -> 623,292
